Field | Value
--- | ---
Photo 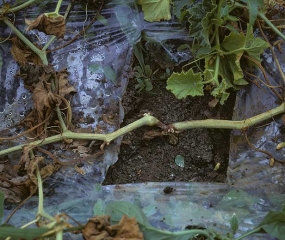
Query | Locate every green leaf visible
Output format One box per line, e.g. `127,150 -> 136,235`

244,26 -> 269,61
93,199 -> 105,216
106,201 -> 151,227
0,226 -> 50,240
166,69 -> 204,99
241,0 -> 265,27
172,0 -> 194,20
145,65 -> 152,78
188,0 -> 217,46
230,213 -> 239,234
175,155 -> 185,168
88,64 -> 117,84
102,66 -> 117,84
138,0 -> 171,22
256,210 -> 285,239
0,192 -> 4,223
88,63 -> 101,73
211,79 -> 231,105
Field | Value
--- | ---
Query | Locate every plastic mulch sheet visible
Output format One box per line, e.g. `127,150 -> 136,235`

1,1 -> 285,239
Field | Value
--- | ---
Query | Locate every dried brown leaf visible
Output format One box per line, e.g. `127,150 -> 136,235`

82,215 -> 111,240
107,215 -> 143,240
33,80 -> 60,121
82,215 -> 143,240
11,37 -> 42,65
25,14 -> 66,38
208,98 -> 219,108
57,69 -> 77,96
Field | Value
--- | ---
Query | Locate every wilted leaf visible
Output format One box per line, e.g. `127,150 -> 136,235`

33,80 -> 59,121
11,37 -> 42,65
57,69 -> 77,96
138,0 -> 171,22
25,14 -> 66,38
82,215 -> 143,240
166,69 -> 204,99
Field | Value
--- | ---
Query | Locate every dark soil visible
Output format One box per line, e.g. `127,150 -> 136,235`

103,78 -> 236,184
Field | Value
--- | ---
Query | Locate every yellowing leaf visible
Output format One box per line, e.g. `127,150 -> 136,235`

138,0 -> 171,22
166,69 -> 203,99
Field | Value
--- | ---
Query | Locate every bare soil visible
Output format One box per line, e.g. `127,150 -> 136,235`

103,78 -> 235,185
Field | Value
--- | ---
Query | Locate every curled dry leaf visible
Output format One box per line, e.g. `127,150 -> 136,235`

57,69 -> 77,96
25,14 -> 66,38
19,65 -> 76,138
33,80 -> 60,120
82,215 -> 143,240
11,37 -> 42,65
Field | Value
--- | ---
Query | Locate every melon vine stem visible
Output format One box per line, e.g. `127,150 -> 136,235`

0,103 -> 284,156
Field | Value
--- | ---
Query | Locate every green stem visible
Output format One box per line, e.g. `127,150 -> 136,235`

258,12 -> 285,41
235,227 -> 262,240
55,0 -> 63,15
36,165 -> 44,214
1,104 -> 285,156
0,114 -> 160,156
3,17 -> 48,65
172,102 -> 285,130
233,1 -> 285,41
56,230 -> 63,240
0,0 -> 36,13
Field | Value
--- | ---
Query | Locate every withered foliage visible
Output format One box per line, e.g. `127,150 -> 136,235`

0,64 -> 76,202
25,14 -> 66,38
18,64 -> 76,138
11,37 -> 42,65
82,215 -> 144,240
0,146 -> 60,203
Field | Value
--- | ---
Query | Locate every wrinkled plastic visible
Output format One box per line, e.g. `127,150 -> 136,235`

1,1 -> 284,239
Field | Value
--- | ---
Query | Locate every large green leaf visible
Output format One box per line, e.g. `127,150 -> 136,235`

256,210 -> 285,239
138,0 -> 171,22
188,0 -> 217,46
166,69 -> 204,99
0,226 -> 50,240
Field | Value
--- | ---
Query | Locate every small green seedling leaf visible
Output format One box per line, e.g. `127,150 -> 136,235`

166,69 -> 204,99
138,0 -> 171,22
230,213 -> 239,234
175,155 -> 185,168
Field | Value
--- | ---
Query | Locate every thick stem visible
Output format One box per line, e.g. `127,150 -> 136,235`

1,104 -> 284,156
172,102 -> 285,130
